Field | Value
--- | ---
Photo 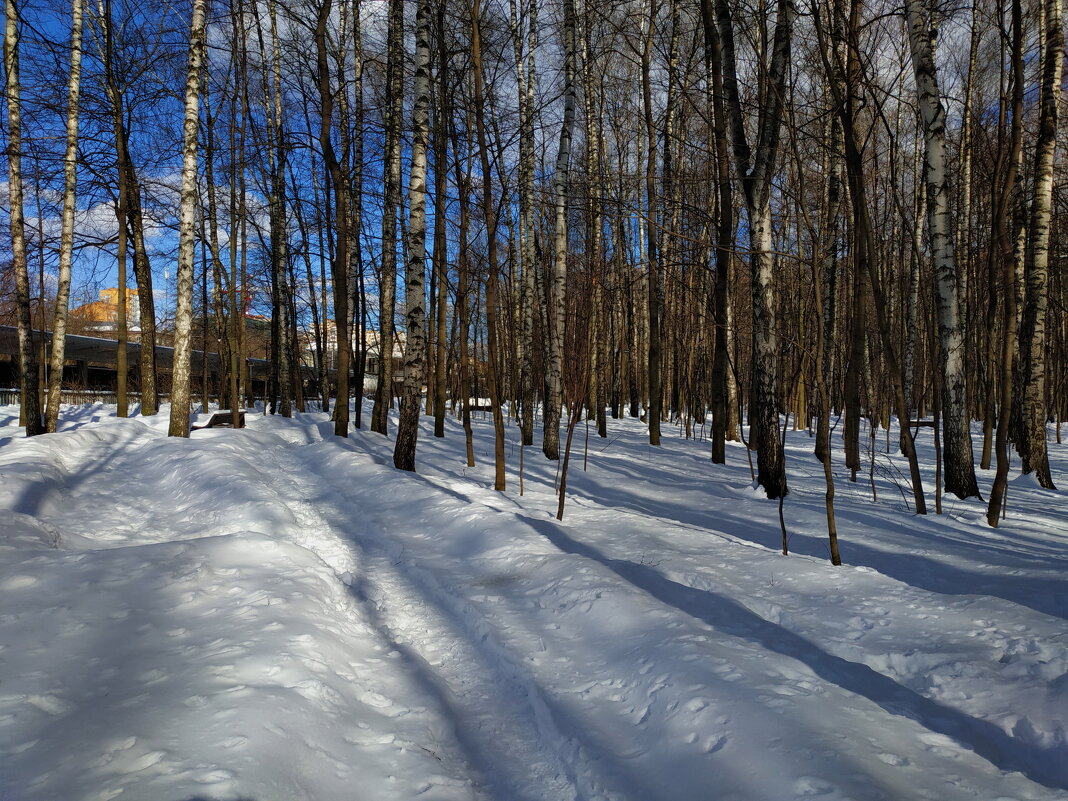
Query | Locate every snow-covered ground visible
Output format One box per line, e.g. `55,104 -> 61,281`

1,401 -> 1066,801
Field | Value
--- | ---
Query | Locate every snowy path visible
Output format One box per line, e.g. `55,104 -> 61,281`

1,403 -> 1066,801
261,434 -> 582,800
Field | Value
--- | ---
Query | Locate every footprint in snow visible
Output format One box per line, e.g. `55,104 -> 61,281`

195,768 -> 235,784
877,752 -> 908,766
0,574 -> 39,590
793,776 -> 836,796
26,694 -> 73,716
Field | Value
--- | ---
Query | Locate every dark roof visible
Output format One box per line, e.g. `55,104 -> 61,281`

0,325 -> 282,378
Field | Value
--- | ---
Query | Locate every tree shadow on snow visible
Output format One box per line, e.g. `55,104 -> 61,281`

519,514 -> 1068,792
572,454 -> 1068,622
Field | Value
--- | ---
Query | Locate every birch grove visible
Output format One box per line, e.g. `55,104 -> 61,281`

3,0 -> 1066,534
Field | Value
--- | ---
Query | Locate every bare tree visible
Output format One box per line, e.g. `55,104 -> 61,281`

987,0 -> 1025,526
3,0 -> 42,435
372,0 -> 403,436
395,0 -> 432,471
167,0 -> 207,437
43,0 -> 85,432
314,0 -> 352,436
544,0 -> 577,461
904,0 -> 980,499
716,0 -> 795,498
1016,0 -> 1063,490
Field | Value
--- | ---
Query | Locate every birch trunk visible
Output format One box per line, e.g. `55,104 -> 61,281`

904,0 -> 980,499
167,0 -> 207,437
510,0 -> 538,447
269,0 -> 291,417
350,0 -> 367,429
699,0 -> 734,464
394,0 -> 432,471
43,0 -> 84,432
716,0 -> 794,498
544,0 -> 577,461
1017,0 -> 1062,489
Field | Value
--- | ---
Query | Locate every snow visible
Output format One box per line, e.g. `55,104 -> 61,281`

1,402 -> 1066,801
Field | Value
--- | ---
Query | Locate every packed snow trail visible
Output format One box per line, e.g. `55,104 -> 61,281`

1,403 -> 1066,801
256,429 -> 582,800
0,413 -> 482,801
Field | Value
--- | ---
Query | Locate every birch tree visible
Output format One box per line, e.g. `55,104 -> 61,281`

544,0 -> 577,461
698,0 -> 734,465
44,0 -> 84,433
167,0 -> 208,438
904,0 -> 980,499
394,0 -> 432,471
716,0 -> 794,499
511,0 -> 538,447
1017,0 -> 1063,490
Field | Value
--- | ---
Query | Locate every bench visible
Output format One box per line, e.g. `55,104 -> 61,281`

192,409 -> 246,430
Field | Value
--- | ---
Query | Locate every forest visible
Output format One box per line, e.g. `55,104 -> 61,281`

3,0 -> 1066,534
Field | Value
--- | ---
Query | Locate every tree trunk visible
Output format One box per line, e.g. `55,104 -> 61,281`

42,0 -> 83,433
372,0 -> 403,435
315,0 -> 351,437
471,0 -> 507,490
904,0 -> 980,499
716,0 -> 794,498
4,0 -> 41,435
167,0 -> 207,437
544,0 -> 577,461
44,0 -> 84,432
1017,0 -> 1062,489
641,0 -> 662,448
988,0 -> 1025,525
94,0 -> 157,415
395,0 -> 432,471
699,0 -> 733,465
511,0 -> 538,448
432,5 -> 449,439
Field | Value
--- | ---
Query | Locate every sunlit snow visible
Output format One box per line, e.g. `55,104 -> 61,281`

1,402 -> 1065,800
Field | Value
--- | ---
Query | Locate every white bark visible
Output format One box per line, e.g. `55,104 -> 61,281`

1019,0 -> 1063,489
394,0 -> 432,471
544,0 -> 576,461
716,0 -> 794,498
904,0 -> 979,498
167,0 -> 207,437
45,0 -> 85,433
